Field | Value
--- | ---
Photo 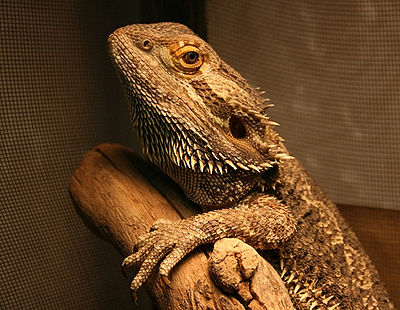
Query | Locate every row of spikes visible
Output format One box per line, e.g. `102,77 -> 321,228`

165,134 -> 296,174
137,119 -> 295,175
257,178 -> 282,192
133,96 -> 209,149
253,87 -> 277,114
229,98 -> 277,126
139,126 -> 294,175
133,97 -> 295,174
156,100 -> 295,173
280,259 -> 340,310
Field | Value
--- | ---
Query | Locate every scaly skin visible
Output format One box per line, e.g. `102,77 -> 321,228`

108,23 -> 395,309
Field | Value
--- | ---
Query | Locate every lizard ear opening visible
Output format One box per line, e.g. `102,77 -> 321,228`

229,115 -> 246,139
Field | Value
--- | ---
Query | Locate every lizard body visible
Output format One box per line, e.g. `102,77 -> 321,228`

107,23 -> 395,309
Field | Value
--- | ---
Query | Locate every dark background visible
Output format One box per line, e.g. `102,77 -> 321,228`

1,0 -> 399,309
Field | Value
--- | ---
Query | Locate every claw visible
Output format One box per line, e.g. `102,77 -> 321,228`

131,290 -> 138,305
121,265 -> 128,278
161,274 -> 172,288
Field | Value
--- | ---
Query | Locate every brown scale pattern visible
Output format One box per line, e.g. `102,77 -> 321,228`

108,22 -> 395,309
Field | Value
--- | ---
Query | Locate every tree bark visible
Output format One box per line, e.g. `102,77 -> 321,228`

69,143 -> 294,309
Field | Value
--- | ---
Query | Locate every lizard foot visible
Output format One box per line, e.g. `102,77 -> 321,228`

122,218 -> 209,293
122,194 -> 296,296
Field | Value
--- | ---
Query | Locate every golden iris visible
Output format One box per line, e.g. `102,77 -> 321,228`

172,45 -> 204,74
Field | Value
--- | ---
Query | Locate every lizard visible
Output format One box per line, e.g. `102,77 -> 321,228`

107,22 -> 395,309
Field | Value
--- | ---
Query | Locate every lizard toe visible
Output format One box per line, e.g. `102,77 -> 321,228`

129,241 -> 174,292
159,246 -> 190,277
122,241 -> 155,272
134,229 -> 159,250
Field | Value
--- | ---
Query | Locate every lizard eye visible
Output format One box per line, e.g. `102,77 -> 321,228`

171,45 -> 204,74
183,51 -> 199,64
229,115 -> 246,139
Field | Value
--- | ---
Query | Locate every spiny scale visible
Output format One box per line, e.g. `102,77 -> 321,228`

281,260 -> 339,310
137,104 -> 283,174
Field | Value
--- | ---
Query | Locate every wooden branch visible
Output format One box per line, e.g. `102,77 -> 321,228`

69,143 -> 294,309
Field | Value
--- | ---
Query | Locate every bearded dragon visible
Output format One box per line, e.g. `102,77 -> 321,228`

107,22 -> 395,309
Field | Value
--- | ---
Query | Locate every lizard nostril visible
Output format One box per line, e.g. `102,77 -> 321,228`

139,38 -> 153,51
229,115 -> 246,139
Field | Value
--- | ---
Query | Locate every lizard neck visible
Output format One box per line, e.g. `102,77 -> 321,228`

161,160 -> 261,210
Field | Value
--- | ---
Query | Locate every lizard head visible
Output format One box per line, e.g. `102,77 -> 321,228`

108,23 -> 293,207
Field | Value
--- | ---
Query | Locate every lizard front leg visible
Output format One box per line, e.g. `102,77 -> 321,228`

123,193 -> 296,294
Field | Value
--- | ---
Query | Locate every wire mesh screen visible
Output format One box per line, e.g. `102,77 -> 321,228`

0,0 -> 399,309
0,1 -> 138,309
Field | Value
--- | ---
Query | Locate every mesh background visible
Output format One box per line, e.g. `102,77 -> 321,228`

0,0 -> 399,309
0,1 -> 139,309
